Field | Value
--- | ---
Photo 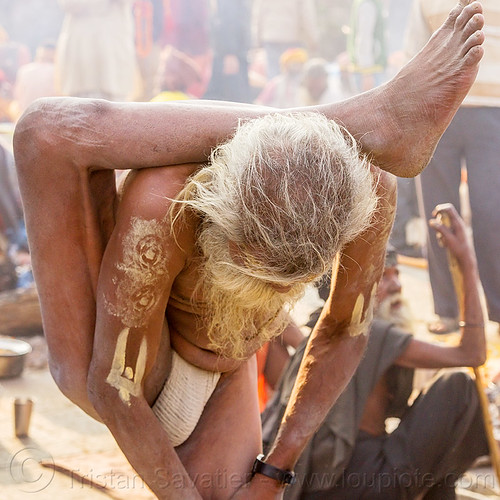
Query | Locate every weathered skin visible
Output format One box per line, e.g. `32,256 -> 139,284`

13,3 -> 484,499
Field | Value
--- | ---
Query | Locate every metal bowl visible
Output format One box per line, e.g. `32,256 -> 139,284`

0,337 -> 32,378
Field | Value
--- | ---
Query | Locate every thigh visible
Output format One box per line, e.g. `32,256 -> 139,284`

176,356 -> 262,500
328,435 -> 400,500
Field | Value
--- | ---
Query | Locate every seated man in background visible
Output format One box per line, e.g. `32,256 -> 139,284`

263,204 -> 488,499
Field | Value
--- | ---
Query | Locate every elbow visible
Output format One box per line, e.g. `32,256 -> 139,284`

462,344 -> 487,368
87,364 -> 131,424
14,98 -> 53,174
469,350 -> 487,368
49,357 -> 92,411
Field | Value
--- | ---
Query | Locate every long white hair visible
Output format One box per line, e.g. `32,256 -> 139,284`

173,112 -> 378,358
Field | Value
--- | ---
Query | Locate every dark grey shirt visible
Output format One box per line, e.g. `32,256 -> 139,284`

261,319 -> 413,499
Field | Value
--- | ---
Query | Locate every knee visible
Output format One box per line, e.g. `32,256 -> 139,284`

431,371 -> 478,408
14,98 -> 64,180
13,97 -> 112,177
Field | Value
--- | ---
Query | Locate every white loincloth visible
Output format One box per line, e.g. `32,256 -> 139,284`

152,350 -> 221,447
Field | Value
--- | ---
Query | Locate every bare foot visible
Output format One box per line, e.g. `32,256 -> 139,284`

339,1 -> 485,177
428,316 -> 459,335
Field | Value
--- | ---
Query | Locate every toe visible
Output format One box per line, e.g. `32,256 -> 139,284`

462,27 -> 485,58
462,43 -> 484,66
456,1 -> 483,30
463,12 -> 485,40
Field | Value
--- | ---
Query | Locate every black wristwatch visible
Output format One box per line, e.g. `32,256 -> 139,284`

251,454 -> 297,485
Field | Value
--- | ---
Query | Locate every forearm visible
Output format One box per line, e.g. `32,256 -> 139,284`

457,255 -> 486,364
266,327 -> 368,468
430,204 -> 486,366
266,169 -> 397,469
458,256 -> 483,323
92,392 -> 201,499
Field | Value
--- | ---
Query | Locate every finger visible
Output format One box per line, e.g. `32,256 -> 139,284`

429,219 -> 456,248
432,202 -> 455,218
435,205 -> 468,240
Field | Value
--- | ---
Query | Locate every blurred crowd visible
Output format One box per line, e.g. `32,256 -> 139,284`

0,0 -> 413,117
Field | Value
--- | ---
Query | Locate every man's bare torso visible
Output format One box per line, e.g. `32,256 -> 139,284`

119,164 -> 255,392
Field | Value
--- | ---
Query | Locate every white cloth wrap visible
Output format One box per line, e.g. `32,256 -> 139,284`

152,351 -> 221,447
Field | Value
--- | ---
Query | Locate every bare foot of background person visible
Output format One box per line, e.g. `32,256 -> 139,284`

334,0 -> 485,178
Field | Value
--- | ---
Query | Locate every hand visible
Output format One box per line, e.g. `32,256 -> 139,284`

230,474 -> 286,500
429,203 -> 474,266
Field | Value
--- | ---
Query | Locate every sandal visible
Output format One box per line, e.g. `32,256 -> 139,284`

427,317 -> 459,335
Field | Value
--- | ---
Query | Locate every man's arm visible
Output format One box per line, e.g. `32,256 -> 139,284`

395,203 -> 486,369
235,168 -> 397,498
86,166 -> 201,499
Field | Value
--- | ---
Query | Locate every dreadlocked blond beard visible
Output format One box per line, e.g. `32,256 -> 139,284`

195,231 -> 308,360
376,293 -> 414,332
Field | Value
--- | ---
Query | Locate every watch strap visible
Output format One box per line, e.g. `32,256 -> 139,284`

251,454 -> 297,485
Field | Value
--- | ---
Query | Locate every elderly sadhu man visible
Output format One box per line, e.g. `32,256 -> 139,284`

14,2 -> 484,498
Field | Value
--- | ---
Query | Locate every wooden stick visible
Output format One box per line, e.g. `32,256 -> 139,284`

438,211 -> 500,486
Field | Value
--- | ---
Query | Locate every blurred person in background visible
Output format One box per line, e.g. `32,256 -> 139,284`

161,0 -> 211,98
297,58 -> 343,107
150,45 -> 201,102
252,0 -> 319,80
0,139 -> 24,291
347,0 -> 388,94
0,139 -> 23,248
133,0 -> 165,102
56,0 -> 136,101
11,41 -> 58,120
0,25 -> 31,87
405,0 -> 500,335
0,0 -> 63,58
254,48 -> 308,108
203,0 -> 251,103
0,25 -> 31,121
263,205 -> 489,500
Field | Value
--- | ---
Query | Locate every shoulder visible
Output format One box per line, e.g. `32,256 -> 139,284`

116,164 -> 201,257
370,319 -> 413,348
118,164 -> 199,220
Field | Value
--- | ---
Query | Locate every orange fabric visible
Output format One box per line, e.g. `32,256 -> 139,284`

256,343 -> 270,412
134,1 -> 153,57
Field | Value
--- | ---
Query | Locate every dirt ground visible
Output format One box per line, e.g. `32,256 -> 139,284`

0,261 -> 499,499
